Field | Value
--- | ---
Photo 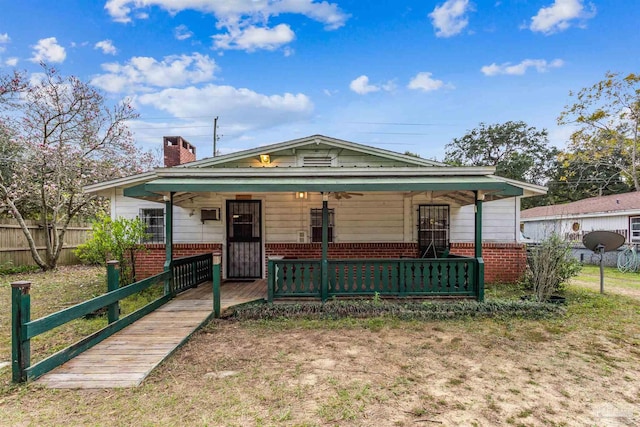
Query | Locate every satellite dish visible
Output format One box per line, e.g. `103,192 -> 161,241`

582,231 -> 625,252
582,230 -> 626,295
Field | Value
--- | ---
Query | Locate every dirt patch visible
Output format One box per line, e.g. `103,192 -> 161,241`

2,319 -> 639,426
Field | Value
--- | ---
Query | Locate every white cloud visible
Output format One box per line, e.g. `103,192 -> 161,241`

349,75 -> 380,95
481,58 -> 564,76
429,0 -> 472,38
135,84 -> 313,133
349,75 -> 396,95
407,72 -> 449,92
5,57 -> 18,67
0,33 -> 9,53
530,0 -> 596,34
213,24 -> 295,51
30,37 -> 66,63
91,53 -> 218,93
105,0 -> 348,52
94,39 -> 117,55
174,25 -> 193,41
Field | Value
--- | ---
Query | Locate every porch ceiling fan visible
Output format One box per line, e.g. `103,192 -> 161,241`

331,191 -> 364,200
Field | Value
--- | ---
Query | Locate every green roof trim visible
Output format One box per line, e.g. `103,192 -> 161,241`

139,176 -> 523,196
123,185 -> 163,198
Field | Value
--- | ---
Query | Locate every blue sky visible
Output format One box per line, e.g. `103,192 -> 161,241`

0,0 -> 638,160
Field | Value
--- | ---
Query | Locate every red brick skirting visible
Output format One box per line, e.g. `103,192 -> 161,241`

135,243 -> 222,279
450,242 -> 526,284
134,242 -> 526,284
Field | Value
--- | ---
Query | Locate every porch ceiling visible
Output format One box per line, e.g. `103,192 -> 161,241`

123,176 -> 523,204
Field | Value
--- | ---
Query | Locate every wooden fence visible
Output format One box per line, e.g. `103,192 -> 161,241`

0,219 -> 91,267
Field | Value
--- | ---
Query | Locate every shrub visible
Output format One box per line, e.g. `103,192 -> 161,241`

524,234 -> 581,302
230,299 -> 565,321
0,261 -> 40,275
75,214 -> 148,284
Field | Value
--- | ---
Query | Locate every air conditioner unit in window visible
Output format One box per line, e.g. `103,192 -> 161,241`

201,208 -> 220,223
298,230 -> 306,243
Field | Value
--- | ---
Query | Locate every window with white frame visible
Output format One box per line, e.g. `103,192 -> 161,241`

630,216 -> 640,243
310,208 -> 335,243
139,208 -> 165,243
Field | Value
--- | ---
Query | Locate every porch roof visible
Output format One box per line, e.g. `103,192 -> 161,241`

123,175 -> 524,203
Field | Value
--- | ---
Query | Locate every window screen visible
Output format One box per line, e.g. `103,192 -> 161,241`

418,205 -> 449,257
310,208 -> 335,243
140,208 -> 164,243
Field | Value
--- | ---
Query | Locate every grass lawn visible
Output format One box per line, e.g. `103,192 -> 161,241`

0,265 -> 639,426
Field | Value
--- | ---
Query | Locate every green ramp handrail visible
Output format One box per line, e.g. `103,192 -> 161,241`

11,253 -> 221,383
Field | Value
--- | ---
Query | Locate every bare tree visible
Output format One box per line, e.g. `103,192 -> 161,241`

0,65 -> 154,270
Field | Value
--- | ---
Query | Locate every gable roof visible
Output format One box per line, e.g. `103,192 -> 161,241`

184,134 -> 446,168
521,191 -> 640,220
84,134 -> 546,206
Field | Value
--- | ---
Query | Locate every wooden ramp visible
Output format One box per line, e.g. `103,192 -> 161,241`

35,280 -> 266,389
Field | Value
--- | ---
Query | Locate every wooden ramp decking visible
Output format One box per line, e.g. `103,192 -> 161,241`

35,280 -> 266,389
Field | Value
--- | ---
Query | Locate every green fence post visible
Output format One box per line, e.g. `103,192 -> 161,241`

267,260 -> 275,303
477,258 -> 485,302
212,257 -> 221,318
11,281 -> 31,383
106,260 -> 120,324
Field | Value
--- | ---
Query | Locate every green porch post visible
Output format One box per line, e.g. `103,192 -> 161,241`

212,261 -> 221,318
164,192 -> 174,295
321,193 -> 329,302
475,191 -> 485,301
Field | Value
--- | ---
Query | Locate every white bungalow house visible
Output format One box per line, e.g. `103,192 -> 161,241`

85,135 -> 546,301
520,191 -> 640,265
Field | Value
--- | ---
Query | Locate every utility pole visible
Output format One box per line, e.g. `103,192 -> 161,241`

213,116 -> 218,157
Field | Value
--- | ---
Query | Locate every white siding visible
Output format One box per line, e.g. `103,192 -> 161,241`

523,214 -> 631,242
112,189 -> 224,243
113,190 -> 519,244
450,198 -> 517,243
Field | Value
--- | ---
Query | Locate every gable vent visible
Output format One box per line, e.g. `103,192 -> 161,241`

303,156 -> 332,167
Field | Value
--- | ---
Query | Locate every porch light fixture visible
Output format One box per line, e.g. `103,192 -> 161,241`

259,154 -> 271,164
295,191 -> 307,199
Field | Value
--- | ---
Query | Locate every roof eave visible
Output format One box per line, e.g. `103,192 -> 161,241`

83,171 -> 157,194
155,166 -> 498,178
185,135 -> 447,168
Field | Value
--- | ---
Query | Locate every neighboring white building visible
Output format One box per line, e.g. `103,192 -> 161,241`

520,192 -> 640,244
520,192 -> 640,265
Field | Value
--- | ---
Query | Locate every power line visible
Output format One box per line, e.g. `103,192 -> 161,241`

130,124 -> 212,130
358,131 -> 433,136
347,121 -> 458,126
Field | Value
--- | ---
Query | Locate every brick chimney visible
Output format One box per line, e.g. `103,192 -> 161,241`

163,136 -> 196,167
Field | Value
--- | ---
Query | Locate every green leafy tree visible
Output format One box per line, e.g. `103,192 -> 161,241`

558,72 -> 640,191
76,214 -> 148,285
545,149 -> 633,204
444,121 -> 558,186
